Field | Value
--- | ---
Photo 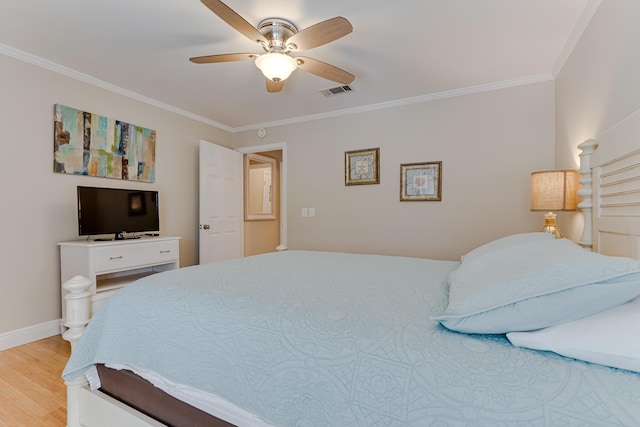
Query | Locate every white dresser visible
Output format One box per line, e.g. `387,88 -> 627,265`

59,236 -> 180,322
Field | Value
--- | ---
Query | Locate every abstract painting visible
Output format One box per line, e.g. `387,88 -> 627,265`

53,104 -> 156,182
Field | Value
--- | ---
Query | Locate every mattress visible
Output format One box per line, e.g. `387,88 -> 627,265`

96,364 -> 234,427
63,250 -> 640,426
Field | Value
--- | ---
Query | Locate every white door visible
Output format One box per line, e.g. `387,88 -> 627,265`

199,140 -> 243,264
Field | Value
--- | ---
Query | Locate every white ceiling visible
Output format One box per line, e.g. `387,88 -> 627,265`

0,0 -> 597,131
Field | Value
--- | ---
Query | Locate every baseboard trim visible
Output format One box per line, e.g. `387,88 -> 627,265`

0,320 -> 62,351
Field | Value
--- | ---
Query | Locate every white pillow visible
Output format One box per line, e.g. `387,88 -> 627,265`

433,238 -> 640,333
461,232 -> 554,263
507,296 -> 640,373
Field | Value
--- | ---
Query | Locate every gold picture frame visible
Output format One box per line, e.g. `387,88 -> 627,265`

345,147 -> 380,185
400,161 -> 442,201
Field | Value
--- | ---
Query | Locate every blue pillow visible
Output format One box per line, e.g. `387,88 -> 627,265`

433,238 -> 640,334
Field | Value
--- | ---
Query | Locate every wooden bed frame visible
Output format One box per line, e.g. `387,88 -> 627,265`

61,118 -> 640,426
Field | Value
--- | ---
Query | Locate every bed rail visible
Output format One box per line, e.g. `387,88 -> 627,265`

62,276 -> 92,427
577,108 -> 640,260
578,139 -> 598,250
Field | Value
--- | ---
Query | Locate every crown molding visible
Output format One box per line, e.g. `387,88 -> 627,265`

551,0 -> 603,77
2,42 -> 552,134
0,43 -> 233,132
232,74 -> 554,133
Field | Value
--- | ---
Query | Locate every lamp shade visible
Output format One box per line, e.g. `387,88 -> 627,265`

255,53 -> 298,82
530,169 -> 578,211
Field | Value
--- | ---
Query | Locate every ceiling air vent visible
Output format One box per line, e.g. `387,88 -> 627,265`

319,85 -> 354,97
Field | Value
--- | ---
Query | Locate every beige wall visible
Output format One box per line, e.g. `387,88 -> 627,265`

234,81 -> 556,261
4,0 -> 633,346
0,54 -> 231,336
1,46 -> 559,340
555,1 -> 640,241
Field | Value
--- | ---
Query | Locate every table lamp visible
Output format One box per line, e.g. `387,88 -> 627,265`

530,170 -> 578,238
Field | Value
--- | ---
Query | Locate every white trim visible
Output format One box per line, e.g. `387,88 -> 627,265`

0,43 -> 232,132
236,143 -> 288,249
1,43 -> 554,133
551,0 -> 603,77
0,319 -> 62,351
231,74 -> 554,132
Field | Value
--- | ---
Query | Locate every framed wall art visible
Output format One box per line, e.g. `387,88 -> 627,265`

53,104 -> 156,182
345,147 -> 380,186
400,161 -> 442,201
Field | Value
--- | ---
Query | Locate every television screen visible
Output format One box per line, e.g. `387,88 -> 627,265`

77,186 -> 159,239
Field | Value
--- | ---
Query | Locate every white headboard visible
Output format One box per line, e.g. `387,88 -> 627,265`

579,112 -> 640,260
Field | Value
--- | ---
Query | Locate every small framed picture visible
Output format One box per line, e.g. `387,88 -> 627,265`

345,148 -> 380,186
400,161 -> 442,201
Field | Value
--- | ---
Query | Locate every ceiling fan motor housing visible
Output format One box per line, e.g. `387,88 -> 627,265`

258,18 -> 298,52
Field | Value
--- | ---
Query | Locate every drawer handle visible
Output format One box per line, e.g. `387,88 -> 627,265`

160,250 -> 171,254
109,256 -> 123,260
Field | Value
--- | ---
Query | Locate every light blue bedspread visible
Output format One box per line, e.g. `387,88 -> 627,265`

63,250 -> 640,426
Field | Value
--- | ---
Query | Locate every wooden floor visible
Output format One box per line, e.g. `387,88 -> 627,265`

0,335 -> 70,427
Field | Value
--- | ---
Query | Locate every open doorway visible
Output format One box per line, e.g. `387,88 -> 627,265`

236,143 -> 287,256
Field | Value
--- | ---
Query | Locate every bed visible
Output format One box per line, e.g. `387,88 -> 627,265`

61,128 -> 640,426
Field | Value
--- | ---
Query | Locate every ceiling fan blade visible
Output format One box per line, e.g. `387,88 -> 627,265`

266,79 -> 284,93
201,0 -> 267,45
190,53 -> 256,64
287,17 -> 352,51
296,56 -> 354,85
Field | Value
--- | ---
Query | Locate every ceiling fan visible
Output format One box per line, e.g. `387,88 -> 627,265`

190,0 -> 355,93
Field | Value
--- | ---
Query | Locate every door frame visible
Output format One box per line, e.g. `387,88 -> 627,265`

236,142 -> 288,250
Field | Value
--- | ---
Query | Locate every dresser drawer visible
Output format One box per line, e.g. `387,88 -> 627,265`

94,240 -> 179,273
60,236 -> 180,324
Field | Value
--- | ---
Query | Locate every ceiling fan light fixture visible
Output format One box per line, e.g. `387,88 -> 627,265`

255,53 -> 298,82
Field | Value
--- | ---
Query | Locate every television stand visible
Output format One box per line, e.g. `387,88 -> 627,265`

58,236 -> 180,326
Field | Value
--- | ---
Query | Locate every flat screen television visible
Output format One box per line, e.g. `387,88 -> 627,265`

77,186 -> 159,240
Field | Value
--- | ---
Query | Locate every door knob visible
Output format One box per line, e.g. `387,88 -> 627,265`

203,224 -> 211,230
